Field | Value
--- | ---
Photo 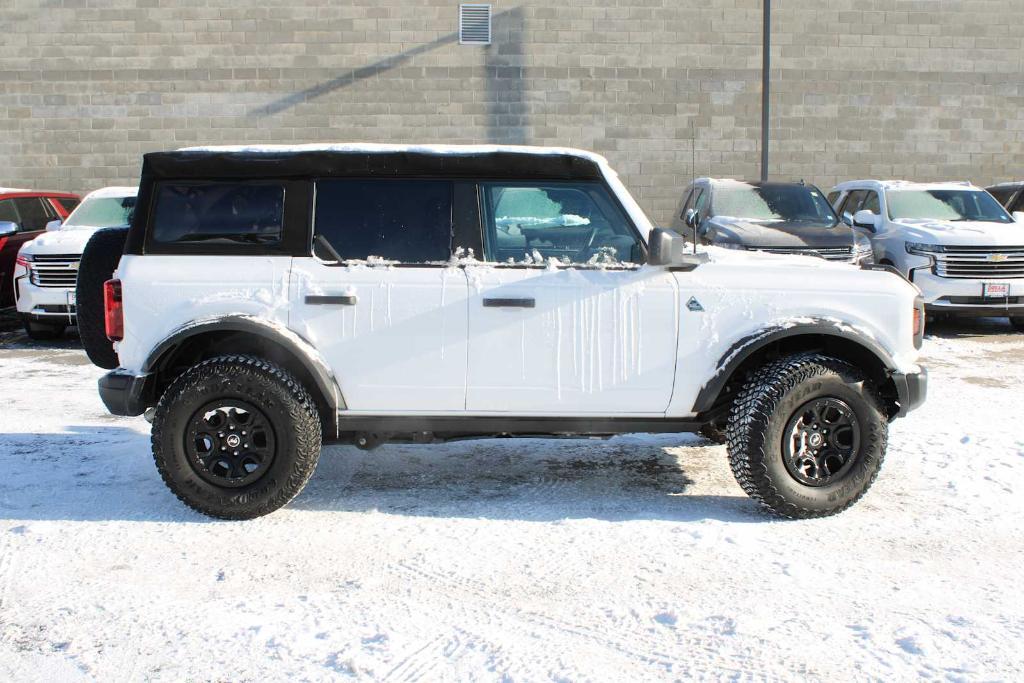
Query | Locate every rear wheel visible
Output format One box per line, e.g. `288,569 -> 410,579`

1010,316 -> 1024,332
22,316 -> 66,341
725,353 -> 887,518
151,355 -> 322,519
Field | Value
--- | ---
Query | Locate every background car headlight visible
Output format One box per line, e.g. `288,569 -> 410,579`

905,242 -> 946,255
853,235 -> 874,263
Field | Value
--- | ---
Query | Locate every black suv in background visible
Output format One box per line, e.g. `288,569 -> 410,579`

671,179 -> 874,264
986,182 -> 1024,216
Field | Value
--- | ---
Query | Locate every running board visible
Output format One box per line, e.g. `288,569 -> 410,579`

332,414 -> 703,437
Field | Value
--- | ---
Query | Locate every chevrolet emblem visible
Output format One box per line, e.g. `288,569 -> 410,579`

989,253 -> 1008,262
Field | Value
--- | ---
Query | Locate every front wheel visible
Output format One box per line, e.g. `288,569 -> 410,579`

1010,316 -> 1024,332
151,355 -> 322,519
725,353 -> 887,518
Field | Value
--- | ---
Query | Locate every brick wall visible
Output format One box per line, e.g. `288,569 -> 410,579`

1,0 -> 1022,225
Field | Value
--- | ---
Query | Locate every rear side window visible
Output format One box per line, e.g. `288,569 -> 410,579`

313,179 -> 453,263
150,182 -> 284,246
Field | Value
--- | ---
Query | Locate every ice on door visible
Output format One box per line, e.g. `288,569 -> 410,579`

466,266 -> 679,414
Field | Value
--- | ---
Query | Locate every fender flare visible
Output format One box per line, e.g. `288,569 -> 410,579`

691,319 -> 899,414
143,315 -> 345,411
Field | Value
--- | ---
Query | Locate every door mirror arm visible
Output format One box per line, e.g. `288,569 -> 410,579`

647,228 -> 709,269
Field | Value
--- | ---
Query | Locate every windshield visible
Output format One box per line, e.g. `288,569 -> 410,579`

63,195 -> 136,229
713,185 -> 837,226
886,189 -> 1012,223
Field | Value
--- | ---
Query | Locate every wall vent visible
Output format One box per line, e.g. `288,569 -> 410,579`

459,4 -> 492,45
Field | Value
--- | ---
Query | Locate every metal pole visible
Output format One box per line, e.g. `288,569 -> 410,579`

760,0 -> 770,182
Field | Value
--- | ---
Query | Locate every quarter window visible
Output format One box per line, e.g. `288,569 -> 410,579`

481,182 -> 641,264
313,179 -> 453,263
151,182 -> 284,246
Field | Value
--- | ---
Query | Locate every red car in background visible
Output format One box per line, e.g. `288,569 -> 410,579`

0,188 -> 80,309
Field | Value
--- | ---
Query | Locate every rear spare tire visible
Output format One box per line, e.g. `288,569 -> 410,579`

151,355 -> 323,519
725,353 -> 888,519
76,227 -> 128,369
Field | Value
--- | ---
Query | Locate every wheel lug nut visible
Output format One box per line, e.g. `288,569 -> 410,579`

220,446 -> 226,451
233,450 -> 239,456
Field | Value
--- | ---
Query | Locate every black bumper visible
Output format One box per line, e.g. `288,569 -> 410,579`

892,367 -> 928,417
98,370 -> 152,417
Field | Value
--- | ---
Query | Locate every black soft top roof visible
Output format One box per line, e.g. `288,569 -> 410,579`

141,148 -> 604,182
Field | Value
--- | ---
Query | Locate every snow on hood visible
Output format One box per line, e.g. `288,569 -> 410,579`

19,227 -> 100,256
707,215 -> 853,249
891,218 -> 1024,246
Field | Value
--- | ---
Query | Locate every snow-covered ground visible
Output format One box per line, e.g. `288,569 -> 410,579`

1,312 -> 1022,681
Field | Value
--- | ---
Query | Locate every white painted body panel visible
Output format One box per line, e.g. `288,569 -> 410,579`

115,254 -> 293,372
666,250 -> 921,417
464,265 -> 678,414
289,259 -> 470,412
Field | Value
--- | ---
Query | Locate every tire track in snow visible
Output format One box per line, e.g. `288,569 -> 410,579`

390,559 -> 685,674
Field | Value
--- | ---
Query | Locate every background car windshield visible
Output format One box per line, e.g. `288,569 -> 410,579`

64,196 -> 136,229
887,189 -> 1012,223
714,185 -> 837,225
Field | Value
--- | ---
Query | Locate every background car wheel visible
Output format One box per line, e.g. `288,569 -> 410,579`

76,227 -> 128,369
151,355 -> 322,520
22,316 -> 66,341
725,353 -> 887,519
1010,316 -> 1024,332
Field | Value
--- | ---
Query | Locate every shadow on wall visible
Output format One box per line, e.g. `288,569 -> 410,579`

249,6 -> 529,145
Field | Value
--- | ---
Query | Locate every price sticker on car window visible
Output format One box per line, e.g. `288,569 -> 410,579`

983,282 -> 1010,298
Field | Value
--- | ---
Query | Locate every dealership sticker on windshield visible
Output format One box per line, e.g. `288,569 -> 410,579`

983,282 -> 1010,298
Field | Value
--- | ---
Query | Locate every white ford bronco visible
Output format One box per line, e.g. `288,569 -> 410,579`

85,144 -> 927,519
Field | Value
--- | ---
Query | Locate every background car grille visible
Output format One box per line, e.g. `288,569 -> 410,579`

933,247 -> 1024,279
28,254 -> 80,288
754,246 -> 853,262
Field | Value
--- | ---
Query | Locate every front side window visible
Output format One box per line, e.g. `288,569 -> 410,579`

712,184 -> 838,226
482,182 -> 641,264
12,197 -> 52,232
313,179 -> 453,263
886,189 -> 1013,223
839,190 -> 867,221
0,199 -> 18,226
64,195 -> 136,229
860,191 -> 880,214
151,182 -> 284,245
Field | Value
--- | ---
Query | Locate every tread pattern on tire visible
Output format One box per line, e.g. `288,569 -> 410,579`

724,352 -> 888,519
76,227 -> 129,369
151,354 -> 323,520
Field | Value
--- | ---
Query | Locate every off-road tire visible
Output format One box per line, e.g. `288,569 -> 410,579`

22,316 -> 66,341
151,355 -> 322,520
725,353 -> 888,519
76,227 -> 128,369
1010,316 -> 1024,332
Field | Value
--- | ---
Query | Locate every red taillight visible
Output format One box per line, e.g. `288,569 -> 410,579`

104,279 -> 124,342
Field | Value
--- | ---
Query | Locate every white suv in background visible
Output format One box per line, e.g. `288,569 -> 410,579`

829,180 -> 1023,329
14,186 -> 137,339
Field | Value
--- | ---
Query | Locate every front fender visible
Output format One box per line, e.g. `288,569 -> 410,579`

691,318 -> 899,414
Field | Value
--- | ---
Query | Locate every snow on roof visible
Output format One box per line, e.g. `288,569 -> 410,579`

179,143 -> 611,167
832,179 -> 981,192
82,186 -> 138,199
